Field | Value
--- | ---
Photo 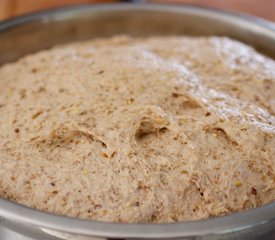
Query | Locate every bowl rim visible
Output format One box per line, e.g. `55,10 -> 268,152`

0,3 -> 274,238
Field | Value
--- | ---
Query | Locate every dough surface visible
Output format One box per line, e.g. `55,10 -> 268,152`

0,36 -> 274,223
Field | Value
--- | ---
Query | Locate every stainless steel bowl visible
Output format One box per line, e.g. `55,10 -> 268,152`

0,3 -> 274,240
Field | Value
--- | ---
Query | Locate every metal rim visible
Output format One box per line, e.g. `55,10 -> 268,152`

1,198 -> 275,238
0,3 -> 274,238
0,2 -> 275,33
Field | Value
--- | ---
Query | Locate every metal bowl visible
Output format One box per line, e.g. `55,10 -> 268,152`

0,3 -> 274,240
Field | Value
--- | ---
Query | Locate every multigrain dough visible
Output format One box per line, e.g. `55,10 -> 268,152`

0,36 -> 274,223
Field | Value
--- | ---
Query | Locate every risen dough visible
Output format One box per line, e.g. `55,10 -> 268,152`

0,36 -> 274,223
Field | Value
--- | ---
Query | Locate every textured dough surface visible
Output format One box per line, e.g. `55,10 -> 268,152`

0,36 -> 274,223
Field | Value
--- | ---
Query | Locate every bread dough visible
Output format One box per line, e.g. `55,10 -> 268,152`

0,36 -> 274,223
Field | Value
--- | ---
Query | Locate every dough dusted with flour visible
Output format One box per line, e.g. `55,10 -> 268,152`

0,36 -> 274,223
